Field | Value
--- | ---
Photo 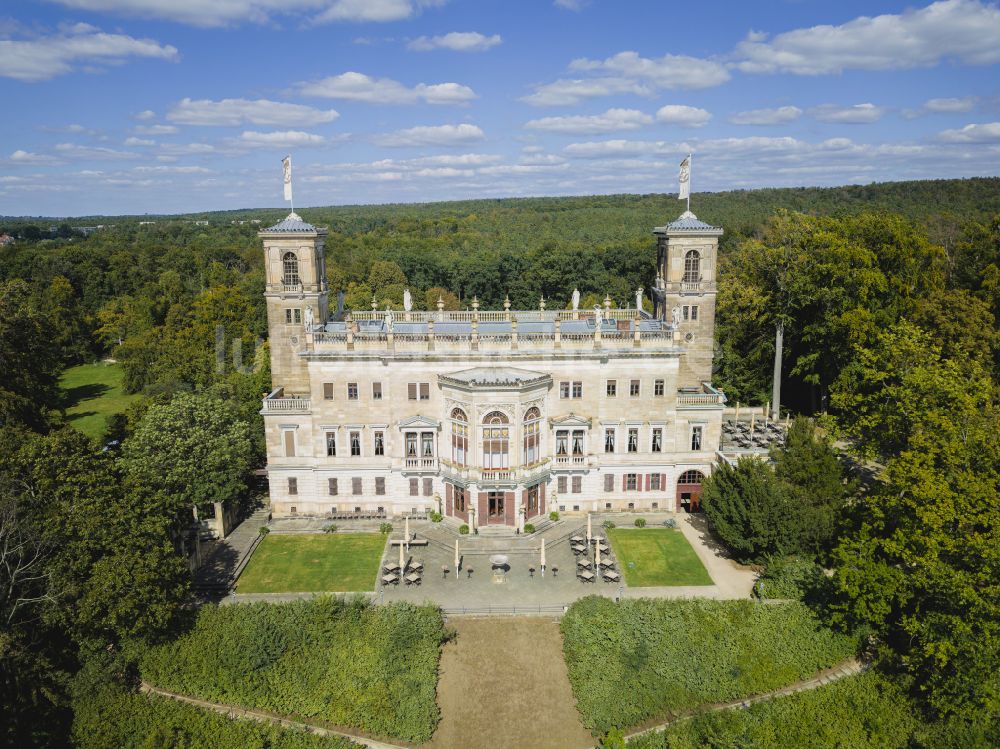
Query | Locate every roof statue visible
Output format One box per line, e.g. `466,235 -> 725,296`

672,306 -> 682,327
572,288 -> 580,311
385,309 -> 394,334
594,304 -> 603,325
303,305 -> 313,330
403,288 -> 413,312
635,287 -> 643,312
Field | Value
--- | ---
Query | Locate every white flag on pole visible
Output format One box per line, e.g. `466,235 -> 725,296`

678,155 -> 691,201
282,155 -> 292,203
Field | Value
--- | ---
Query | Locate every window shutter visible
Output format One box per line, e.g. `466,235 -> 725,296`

323,382 -> 334,400
622,474 -> 627,491
645,474 -> 651,491
408,383 -> 417,400
283,430 -> 295,457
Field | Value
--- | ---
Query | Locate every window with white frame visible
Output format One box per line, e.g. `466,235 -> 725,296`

654,379 -> 664,396
571,429 -> 585,456
630,379 -> 640,397
606,379 -> 617,396
684,250 -> 700,283
628,428 -> 638,453
282,252 -> 300,286
373,431 -> 384,456
325,431 -> 336,457
421,432 -> 434,458
482,411 -> 509,469
347,382 -> 358,400
651,428 -> 662,453
407,382 -> 430,400
571,381 -> 583,398
559,381 -> 571,398
372,382 -> 382,399
350,431 -> 361,456
406,432 -> 418,458
523,407 -> 541,464
555,430 -> 568,457
626,473 -> 638,491
691,425 -> 703,451
604,428 -> 615,453
451,408 -> 468,466
650,473 -> 662,490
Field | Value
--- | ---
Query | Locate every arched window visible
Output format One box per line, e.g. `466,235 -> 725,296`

482,411 -> 509,470
678,469 -> 705,485
450,408 -> 468,466
282,252 -> 300,286
523,407 -> 541,465
683,250 -> 700,283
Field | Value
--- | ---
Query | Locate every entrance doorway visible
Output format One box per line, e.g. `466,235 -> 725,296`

487,491 -> 505,523
676,470 -> 705,512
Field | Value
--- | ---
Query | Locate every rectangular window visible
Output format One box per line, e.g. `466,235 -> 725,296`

691,305 -> 699,321
683,305 -> 690,321
375,477 -> 385,496
323,382 -> 334,400
328,477 -> 338,495
373,431 -> 384,456
423,477 -> 433,496
350,431 -> 361,457
288,477 -> 297,495
691,425 -> 703,451
283,430 -> 295,458
352,477 -> 362,495
347,382 -> 358,400
606,379 -> 617,397
285,309 -> 292,324
571,476 -> 582,493
650,474 -> 662,491
559,381 -> 570,399
628,428 -> 638,453
557,476 -> 567,493
556,430 -> 568,456
421,432 -> 434,458
572,381 -> 583,398
408,383 -> 417,400
651,428 -> 662,453
604,473 -> 614,492
419,383 -> 430,400
654,379 -> 664,397
409,478 -> 419,496
604,428 -> 615,453
325,431 -> 336,457
372,382 -> 382,400
455,486 -> 466,513
571,430 -> 584,456
630,379 -> 640,397
626,473 -> 637,491
406,432 -> 417,458
294,309 -> 301,324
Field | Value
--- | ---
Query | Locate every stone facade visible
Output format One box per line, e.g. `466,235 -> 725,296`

260,211 -> 727,525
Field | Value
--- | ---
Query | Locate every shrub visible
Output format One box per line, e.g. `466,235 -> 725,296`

379,522 -> 393,534
602,520 -> 616,530
429,511 -> 442,522
458,524 -> 469,535
549,511 -> 560,521
258,526 -> 270,536
662,518 -> 677,529
634,518 -> 647,528
140,598 -> 447,743
754,556 -> 831,601
322,524 -> 337,533
601,727 -> 626,748
523,523 -> 535,534
561,596 -> 857,734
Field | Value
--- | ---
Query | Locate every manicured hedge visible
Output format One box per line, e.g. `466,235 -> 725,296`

140,598 -> 446,743
72,675 -> 356,749
561,596 -> 857,734
628,672 -> 920,748
753,556 -> 832,601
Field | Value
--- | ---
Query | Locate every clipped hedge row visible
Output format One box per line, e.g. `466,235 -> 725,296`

628,672 -> 920,749
561,596 -> 857,734
72,675 -> 356,749
753,556 -> 832,601
140,597 -> 446,743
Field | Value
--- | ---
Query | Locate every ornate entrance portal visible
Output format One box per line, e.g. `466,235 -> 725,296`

487,491 -> 505,523
676,470 -> 705,512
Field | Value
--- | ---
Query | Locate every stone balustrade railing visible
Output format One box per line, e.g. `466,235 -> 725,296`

348,308 -> 650,323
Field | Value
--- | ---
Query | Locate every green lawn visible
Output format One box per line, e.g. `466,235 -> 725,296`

607,527 -> 713,586
236,533 -> 387,593
60,361 -> 140,440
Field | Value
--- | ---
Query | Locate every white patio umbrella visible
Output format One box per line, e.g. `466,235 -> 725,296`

735,401 -> 740,423
586,512 -> 592,543
454,539 -> 460,576
404,515 -> 410,551
750,411 -> 756,433
540,538 -> 546,577
595,537 -> 601,571
399,538 -> 405,573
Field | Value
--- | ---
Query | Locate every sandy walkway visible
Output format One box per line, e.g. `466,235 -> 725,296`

427,618 -> 594,749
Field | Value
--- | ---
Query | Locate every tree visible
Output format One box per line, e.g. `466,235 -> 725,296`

121,392 -> 253,520
830,321 -> 999,718
423,286 -> 459,311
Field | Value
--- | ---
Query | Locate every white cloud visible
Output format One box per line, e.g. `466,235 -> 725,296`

133,165 -> 212,173
563,140 -> 653,158
135,109 -> 156,120
0,23 -> 178,82
809,103 -> 887,124
297,72 -> 476,104
54,142 -> 141,160
124,137 -> 155,146
938,122 -> 1000,143
372,123 -> 485,147
554,0 -> 586,9
167,97 -> 339,126
525,108 -> 653,135
408,32 -> 501,52
45,1 -> 448,28
9,150 -> 59,164
237,130 -> 328,147
655,105 -> 711,127
924,96 -> 978,113
522,77 -> 651,107
135,124 -> 178,135
730,106 -> 803,125
734,0 -> 1000,75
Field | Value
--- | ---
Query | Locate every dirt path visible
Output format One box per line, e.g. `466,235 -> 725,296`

427,617 -> 594,749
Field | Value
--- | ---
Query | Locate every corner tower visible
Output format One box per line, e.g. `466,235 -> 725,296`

260,212 -> 328,395
652,211 -> 723,386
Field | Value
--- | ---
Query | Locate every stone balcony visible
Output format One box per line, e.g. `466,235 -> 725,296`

261,388 -> 311,413
439,458 -> 552,486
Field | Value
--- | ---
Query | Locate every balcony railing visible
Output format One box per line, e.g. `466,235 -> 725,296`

554,455 -> 586,465
261,397 -> 311,413
676,382 -> 726,406
404,457 -> 438,470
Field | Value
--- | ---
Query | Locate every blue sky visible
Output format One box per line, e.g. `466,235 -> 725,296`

2,0 -> 999,216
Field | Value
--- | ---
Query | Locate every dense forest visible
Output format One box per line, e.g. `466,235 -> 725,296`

1,178 -> 998,746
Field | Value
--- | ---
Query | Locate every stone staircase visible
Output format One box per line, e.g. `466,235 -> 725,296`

192,505 -> 271,595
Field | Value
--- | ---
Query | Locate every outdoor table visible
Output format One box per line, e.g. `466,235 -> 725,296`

570,536 -> 584,543
409,561 -> 423,572
383,563 -> 400,572
590,535 -> 604,543
577,558 -> 592,569
571,544 -> 586,555
405,572 -> 422,585
381,574 -> 399,586
603,570 -> 621,582
599,559 -> 615,569
578,570 -> 595,582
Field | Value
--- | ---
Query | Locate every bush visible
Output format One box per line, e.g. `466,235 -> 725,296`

662,518 -> 677,528
379,522 -> 393,534
458,524 -> 469,535
140,598 -> 447,743
429,511 -> 442,522
754,556 -> 832,602
634,518 -> 647,528
322,524 -> 337,533
602,520 -> 616,530
549,511 -> 560,521
561,596 -> 857,734
258,526 -> 270,536
601,727 -> 626,748
523,523 -> 535,534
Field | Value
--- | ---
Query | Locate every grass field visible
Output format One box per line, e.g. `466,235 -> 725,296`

60,361 -> 140,440
608,527 -> 713,587
236,533 -> 387,593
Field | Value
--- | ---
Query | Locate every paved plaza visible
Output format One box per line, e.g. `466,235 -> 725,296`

228,512 -> 756,609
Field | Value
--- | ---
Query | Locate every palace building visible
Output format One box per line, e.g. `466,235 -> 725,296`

260,209 -> 727,528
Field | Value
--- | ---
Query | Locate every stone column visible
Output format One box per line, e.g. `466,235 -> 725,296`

554,317 -> 561,349
471,318 -> 479,350
427,319 -> 435,351
511,317 -> 518,350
